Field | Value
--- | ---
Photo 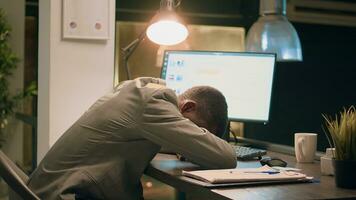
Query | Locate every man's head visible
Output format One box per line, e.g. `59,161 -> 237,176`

178,86 -> 228,138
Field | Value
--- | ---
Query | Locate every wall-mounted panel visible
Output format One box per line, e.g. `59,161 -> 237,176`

62,0 -> 110,40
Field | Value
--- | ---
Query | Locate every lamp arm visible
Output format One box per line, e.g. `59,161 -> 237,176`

121,30 -> 147,80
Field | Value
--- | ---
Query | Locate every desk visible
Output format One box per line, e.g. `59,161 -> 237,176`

145,151 -> 356,200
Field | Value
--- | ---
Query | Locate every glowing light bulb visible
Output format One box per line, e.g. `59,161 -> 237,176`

146,20 -> 188,46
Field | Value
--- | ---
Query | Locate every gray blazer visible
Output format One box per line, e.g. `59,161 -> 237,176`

27,77 -> 236,200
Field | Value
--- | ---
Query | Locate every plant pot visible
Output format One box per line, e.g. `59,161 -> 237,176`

333,159 -> 356,189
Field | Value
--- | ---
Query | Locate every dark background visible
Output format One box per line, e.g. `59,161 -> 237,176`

244,23 -> 356,151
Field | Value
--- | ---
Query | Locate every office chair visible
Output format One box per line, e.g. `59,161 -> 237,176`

0,150 -> 40,200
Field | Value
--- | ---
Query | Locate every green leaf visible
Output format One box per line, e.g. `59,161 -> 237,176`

322,106 -> 356,160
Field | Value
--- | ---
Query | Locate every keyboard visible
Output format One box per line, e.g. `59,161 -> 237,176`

232,145 -> 267,160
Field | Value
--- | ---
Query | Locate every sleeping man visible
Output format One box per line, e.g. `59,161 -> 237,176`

28,77 -> 236,200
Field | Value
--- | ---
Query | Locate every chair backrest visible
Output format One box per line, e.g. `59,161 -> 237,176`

0,150 -> 40,200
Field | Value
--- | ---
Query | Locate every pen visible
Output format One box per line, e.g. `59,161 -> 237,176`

228,170 -> 280,174
244,171 -> 280,175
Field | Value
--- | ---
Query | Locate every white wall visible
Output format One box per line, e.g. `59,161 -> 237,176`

38,0 -> 116,163
0,0 -> 25,164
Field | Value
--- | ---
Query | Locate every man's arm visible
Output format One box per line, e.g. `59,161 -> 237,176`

138,89 -> 237,169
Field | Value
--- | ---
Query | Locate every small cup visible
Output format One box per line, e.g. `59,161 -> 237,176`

294,133 -> 317,163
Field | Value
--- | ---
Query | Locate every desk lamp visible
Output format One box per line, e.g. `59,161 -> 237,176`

246,0 -> 302,61
121,0 -> 188,80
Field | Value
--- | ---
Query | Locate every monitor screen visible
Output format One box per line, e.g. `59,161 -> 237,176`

161,50 -> 276,122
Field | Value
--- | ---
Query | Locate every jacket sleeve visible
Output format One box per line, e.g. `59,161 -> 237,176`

138,89 -> 237,169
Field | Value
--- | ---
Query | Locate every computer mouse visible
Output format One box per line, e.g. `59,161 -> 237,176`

260,157 -> 287,167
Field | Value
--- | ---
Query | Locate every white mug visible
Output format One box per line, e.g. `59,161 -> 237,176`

294,133 -> 317,163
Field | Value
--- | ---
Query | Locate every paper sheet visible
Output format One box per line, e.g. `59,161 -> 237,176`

182,165 -> 307,184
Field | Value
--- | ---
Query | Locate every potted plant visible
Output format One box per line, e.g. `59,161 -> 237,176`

323,106 -> 356,189
0,8 -> 36,148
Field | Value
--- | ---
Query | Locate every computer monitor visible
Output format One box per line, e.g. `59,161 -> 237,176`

161,50 -> 276,123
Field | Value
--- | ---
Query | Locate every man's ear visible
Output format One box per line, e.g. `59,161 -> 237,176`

180,100 -> 197,114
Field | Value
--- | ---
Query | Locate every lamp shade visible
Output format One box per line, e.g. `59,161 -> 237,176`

246,0 -> 302,61
146,11 -> 188,46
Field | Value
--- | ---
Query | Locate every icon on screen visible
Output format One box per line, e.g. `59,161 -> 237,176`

176,75 -> 183,81
169,60 -> 176,67
168,74 -> 175,80
174,88 -> 182,94
176,60 -> 184,67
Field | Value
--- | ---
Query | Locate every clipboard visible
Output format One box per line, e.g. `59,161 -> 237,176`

180,175 -> 313,188
182,165 -> 313,188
